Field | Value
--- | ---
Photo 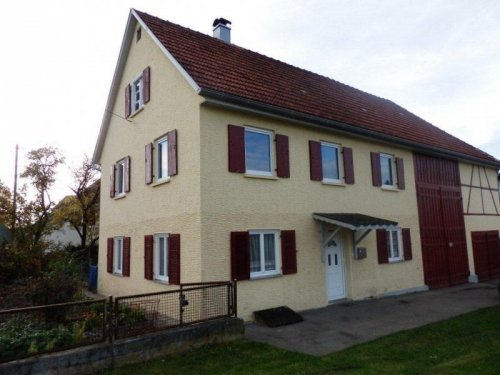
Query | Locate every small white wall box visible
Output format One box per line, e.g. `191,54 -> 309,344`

355,247 -> 367,260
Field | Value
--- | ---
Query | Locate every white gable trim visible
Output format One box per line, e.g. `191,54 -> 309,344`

132,9 -> 201,94
92,9 -> 200,165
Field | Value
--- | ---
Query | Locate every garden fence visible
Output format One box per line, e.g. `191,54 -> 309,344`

0,299 -> 107,363
0,281 -> 237,363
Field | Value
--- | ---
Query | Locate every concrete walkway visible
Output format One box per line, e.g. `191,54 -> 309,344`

245,280 -> 500,356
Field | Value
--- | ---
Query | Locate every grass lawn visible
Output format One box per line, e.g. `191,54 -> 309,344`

101,305 -> 500,375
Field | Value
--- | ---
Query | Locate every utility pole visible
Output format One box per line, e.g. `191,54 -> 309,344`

11,144 -> 18,243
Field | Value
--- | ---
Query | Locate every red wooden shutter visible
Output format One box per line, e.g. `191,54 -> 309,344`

143,66 -> 151,104
144,235 -> 154,280
168,234 -> 181,285
371,152 -> 382,187
125,84 -> 131,118
376,229 -> 389,264
228,125 -> 245,173
123,237 -> 131,276
402,228 -> 412,260
124,156 -> 131,193
342,147 -> 354,184
276,134 -> 290,178
396,157 -> 405,190
145,143 -> 153,184
486,231 -> 500,279
230,231 -> 250,280
281,230 -> 297,275
309,140 -> 322,181
168,129 -> 178,176
107,238 -> 114,273
109,165 -> 115,198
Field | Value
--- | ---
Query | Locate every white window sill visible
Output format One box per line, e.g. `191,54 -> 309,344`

381,186 -> 398,192
152,177 -> 171,187
322,180 -> 345,187
153,278 -> 169,285
388,259 -> 404,264
129,105 -> 144,118
112,272 -> 124,277
114,193 -> 126,200
250,272 -> 282,280
244,173 -> 278,180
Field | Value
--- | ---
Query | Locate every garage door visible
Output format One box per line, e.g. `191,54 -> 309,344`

414,154 -> 470,288
471,231 -> 500,282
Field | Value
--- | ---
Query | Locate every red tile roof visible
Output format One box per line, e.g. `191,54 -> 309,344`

136,10 -> 499,165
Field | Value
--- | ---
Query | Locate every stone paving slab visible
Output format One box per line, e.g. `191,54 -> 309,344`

245,281 -> 500,356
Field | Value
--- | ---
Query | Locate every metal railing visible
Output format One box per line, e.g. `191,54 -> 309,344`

114,281 -> 236,339
0,299 -> 107,363
0,281 -> 237,362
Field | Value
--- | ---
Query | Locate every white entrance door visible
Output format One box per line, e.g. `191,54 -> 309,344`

325,237 -> 346,301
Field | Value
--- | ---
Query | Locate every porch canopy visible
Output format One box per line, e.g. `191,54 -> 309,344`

313,213 -> 398,253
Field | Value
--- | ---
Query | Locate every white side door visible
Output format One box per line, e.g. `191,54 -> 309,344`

325,237 -> 346,301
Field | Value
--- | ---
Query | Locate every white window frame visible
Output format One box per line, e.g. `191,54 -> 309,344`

115,159 -> 126,196
154,135 -> 169,182
249,229 -> 281,279
114,236 -> 124,274
320,142 -> 342,183
154,233 -> 169,282
387,229 -> 403,262
131,75 -> 144,114
380,153 -> 395,188
244,127 -> 274,177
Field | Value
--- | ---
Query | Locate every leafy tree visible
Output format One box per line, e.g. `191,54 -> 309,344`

0,180 -> 12,226
52,155 -> 100,265
20,147 -> 64,252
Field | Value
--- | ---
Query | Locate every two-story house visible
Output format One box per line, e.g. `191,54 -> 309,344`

92,9 -> 500,321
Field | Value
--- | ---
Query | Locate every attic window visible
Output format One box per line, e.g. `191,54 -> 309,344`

136,27 -> 142,42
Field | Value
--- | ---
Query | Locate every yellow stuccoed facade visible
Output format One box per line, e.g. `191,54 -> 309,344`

97,23 -> 500,321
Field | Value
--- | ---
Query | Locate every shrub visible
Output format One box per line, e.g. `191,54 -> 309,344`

0,315 -> 73,360
27,273 -> 80,306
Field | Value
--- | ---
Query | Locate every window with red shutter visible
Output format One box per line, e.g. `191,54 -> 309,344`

396,157 -> 405,190
124,156 -> 131,193
275,134 -> 290,178
402,228 -> 412,260
123,237 -> 131,276
376,229 -> 389,264
343,147 -> 355,184
228,125 -> 246,173
112,158 -> 127,197
143,66 -> 151,104
109,166 -> 115,198
167,129 -> 178,176
107,238 -> 114,273
144,235 -> 154,280
125,84 -> 131,118
145,143 -> 153,184
231,231 -> 250,280
281,230 -> 297,275
168,234 -> 181,285
309,141 -> 322,181
371,152 -> 382,187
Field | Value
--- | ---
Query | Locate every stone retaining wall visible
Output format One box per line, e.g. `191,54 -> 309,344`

0,317 -> 244,375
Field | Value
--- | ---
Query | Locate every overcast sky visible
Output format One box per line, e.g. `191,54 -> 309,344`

1,0 -> 499,202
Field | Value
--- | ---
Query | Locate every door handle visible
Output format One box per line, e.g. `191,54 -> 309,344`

448,242 -> 453,248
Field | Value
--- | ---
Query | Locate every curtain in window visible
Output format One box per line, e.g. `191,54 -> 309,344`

264,233 -> 276,271
391,231 -> 399,257
250,234 -> 260,272
159,237 -> 166,276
